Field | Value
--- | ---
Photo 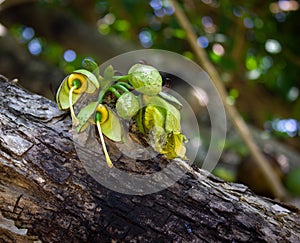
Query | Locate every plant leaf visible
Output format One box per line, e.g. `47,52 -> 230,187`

116,92 -> 140,119
162,132 -> 187,159
102,65 -> 115,89
82,58 -> 98,72
76,101 -> 99,133
143,95 -> 181,133
128,64 -> 162,95
101,107 -> 123,142
158,91 -> 183,109
165,108 -> 181,133
143,105 -> 165,133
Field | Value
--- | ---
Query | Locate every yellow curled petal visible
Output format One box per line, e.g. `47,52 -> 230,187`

67,73 -> 88,94
96,104 -> 109,124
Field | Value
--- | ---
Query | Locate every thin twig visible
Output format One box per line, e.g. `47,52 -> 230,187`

171,0 -> 288,200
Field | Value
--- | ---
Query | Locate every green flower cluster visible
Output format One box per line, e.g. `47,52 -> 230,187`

56,59 -> 187,167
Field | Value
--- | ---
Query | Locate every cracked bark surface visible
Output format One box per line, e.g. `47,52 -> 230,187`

0,75 -> 300,242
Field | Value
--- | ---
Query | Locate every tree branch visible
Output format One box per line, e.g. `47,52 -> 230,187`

171,0 -> 288,200
1,75 -> 300,241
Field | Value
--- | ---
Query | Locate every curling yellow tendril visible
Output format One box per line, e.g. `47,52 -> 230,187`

69,86 -> 79,125
96,120 -> 113,168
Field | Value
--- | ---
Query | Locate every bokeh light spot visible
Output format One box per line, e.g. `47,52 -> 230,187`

265,39 -> 282,54
247,69 -> 261,80
154,8 -> 165,17
279,0 -> 299,11
164,3 -> 175,15
275,12 -> 287,22
139,30 -> 153,48
261,56 -> 273,70
114,20 -> 130,31
150,0 -> 163,10
288,87 -> 299,101
0,23 -> 7,36
22,27 -> 35,40
212,43 -> 224,56
202,0 -> 213,4
214,33 -> 227,43
197,36 -> 209,48
98,23 -> 110,35
246,56 -> 257,70
254,18 -> 264,28
63,49 -> 77,62
233,6 -> 244,17
243,17 -> 254,28
28,38 -> 42,55
202,16 -> 213,28
103,13 -> 115,25
271,118 -> 299,137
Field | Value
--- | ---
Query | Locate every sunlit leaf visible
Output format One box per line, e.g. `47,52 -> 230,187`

128,64 -> 162,95
102,65 -> 115,89
143,95 -> 181,133
162,132 -> 187,159
143,105 -> 165,133
140,95 -> 186,159
158,91 -> 183,109
101,107 -> 123,142
116,92 -> 140,119
76,101 -> 99,133
165,109 -> 181,133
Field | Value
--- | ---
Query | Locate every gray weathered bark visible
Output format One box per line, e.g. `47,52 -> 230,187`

0,75 -> 300,242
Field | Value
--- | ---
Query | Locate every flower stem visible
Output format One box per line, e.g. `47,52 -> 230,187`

97,89 -> 106,103
111,83 -> 130,93
113,75 -> 129,81
116,82 -> 132,89
107,87 -> 121,98
96,121 -> 113,168
69,86 -> 79,125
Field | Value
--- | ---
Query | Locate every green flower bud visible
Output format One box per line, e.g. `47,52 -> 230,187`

82,58 -> 98,72
128,64 -> 162,95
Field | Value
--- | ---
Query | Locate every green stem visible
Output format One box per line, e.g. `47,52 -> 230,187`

113,75 -> 129,81
136,95 -> 145,133
97,89 -> 107,103
107,87 -> 121,98
115,81 -> 132,89
111,84 -> 130,93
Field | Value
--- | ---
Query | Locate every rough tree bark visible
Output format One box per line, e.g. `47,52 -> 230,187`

0,75 -> 300,242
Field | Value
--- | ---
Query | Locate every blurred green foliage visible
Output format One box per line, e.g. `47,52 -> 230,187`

9,1 -> 299,124
212,166 -> 236,182
10,1 -> 300,100
284,167 -> 300,195
4,0 -> 300,137
5,0 -> 300,133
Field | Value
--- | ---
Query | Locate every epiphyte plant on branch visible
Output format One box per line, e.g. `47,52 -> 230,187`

56,58 -> 187,168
